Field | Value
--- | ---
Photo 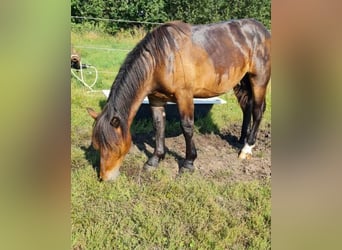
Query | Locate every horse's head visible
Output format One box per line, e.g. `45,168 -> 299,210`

87,107 -> 131,181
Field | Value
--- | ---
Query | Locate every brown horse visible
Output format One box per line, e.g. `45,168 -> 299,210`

87,19 -> 271,181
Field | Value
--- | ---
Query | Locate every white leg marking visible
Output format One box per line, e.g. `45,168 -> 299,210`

239,143 -> 255,159
241,143 -> 255,154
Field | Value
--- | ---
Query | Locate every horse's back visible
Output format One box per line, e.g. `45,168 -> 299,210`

151,19 -> 270,99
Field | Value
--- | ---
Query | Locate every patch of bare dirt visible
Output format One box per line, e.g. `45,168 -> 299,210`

130,123 -> 271,182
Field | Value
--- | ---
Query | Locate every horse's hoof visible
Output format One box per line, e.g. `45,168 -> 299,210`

143,162 -> 158,172
143,156 -> 160,171
179,161 -> 195,174
179,167 -> 195,174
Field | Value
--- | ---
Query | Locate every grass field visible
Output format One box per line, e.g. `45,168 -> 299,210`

71,29 -> 271,249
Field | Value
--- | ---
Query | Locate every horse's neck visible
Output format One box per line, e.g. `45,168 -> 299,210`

126,79 -> 153,128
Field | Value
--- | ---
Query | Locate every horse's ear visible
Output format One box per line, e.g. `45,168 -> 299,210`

87,107 -> 98,120
110,116 -> 120,128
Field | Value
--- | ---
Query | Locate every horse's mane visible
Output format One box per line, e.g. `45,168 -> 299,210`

93,21 -> 189,150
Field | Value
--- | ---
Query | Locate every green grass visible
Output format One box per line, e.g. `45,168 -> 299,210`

71,30 -> 271,249
72,168 -> 270,249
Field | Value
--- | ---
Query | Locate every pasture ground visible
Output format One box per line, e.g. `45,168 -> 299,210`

71,29 -> 271,249
130,122 -> 271,182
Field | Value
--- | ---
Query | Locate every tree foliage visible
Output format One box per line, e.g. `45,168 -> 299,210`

71,0 -> 270,34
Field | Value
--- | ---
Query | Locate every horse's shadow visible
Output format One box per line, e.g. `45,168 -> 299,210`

195,112 -> 244,150
81,144 -> 100,179
132,127 -> 184,166
132,112 -> 244,168
82,100 -> 243,174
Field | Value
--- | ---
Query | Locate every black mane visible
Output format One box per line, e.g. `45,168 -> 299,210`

93,22 -> 189,150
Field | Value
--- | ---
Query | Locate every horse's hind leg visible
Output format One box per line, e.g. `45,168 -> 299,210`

239,73 -> 269,160
143,105 -> 166,170
234,74 -> 253,143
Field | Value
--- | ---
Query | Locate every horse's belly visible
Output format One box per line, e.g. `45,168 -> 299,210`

193,71 -> 243,98
149,91 -> 177,103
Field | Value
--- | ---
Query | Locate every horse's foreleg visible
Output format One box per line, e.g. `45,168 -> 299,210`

143,106 -> 166,170
177,98 -> 197,173
180,115 -> 197,172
